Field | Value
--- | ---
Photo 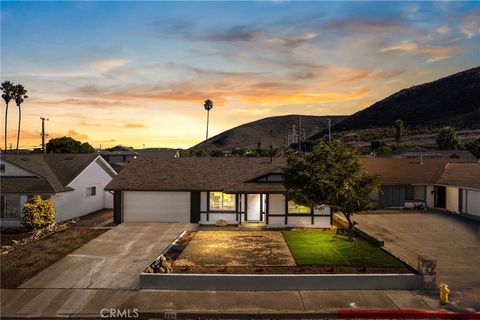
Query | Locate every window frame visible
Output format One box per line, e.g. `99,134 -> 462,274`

287,200 -> 312,215
209,192 -> 236,212
0,195 -> 21,220
85,186 -> 97,197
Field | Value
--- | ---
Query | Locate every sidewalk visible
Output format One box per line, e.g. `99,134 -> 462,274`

0,288 -> 444,318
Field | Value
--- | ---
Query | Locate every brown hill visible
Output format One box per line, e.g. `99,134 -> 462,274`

190,115 -> 346,151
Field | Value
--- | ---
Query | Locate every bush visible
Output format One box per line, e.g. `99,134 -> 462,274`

22,195 -> 56,230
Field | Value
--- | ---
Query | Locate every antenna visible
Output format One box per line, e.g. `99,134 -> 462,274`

270,129 -> 274,163
40,117 -> 49,154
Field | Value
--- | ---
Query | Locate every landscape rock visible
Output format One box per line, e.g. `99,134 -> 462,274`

215,219 -> 228,227
145,266 -> 154,273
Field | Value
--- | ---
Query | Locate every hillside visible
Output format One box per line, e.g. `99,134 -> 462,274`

310,66 -> 480,140
190,115 -> 346,151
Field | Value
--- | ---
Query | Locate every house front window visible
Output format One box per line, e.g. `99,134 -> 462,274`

288,201 -> 311,214
405,185 -> 425,201
86,186 -> 97,197
0,195 -> 21,219
209,192 -> 235,211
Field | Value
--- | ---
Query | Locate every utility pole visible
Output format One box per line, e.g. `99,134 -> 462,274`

270,129 -> 274,163
40,117 -> 49,154
328,119 -> 331,144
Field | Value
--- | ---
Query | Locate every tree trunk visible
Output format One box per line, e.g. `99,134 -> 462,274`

16,105 -> 21,153
204,110 -> 210,152
344,212 -> 356,241
4,102 -> 8,152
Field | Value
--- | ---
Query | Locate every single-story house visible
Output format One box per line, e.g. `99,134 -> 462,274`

360,158 -> 479,214
135,148 -> 180,158
105,157 -> 332,228
360,158 -> 450,209
435,162 -> 480,218
1,154 -> 117,228
99,145 -> 138,165
378,147 -> 478,161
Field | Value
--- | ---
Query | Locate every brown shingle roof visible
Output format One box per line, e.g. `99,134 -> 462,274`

436,163 -> 480,190
1,154 -> 105,193
360,157 -> 470,185
105,157 -> 286,192
105,156 -> 478,193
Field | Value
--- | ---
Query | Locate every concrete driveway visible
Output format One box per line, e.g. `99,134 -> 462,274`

19,223 -> 197,290
355,212 -> 480,289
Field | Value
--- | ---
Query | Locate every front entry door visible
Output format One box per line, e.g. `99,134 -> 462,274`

246,194 -> 261,221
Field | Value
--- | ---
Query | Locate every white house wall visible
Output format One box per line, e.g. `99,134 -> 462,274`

55,159 -> 114,222
446,186 -> 459,213
200,212 -> 237,225
0,159 -> 36,177
426,185 -> 435,208
123,191 -> 190,222
104,191 -> 113,209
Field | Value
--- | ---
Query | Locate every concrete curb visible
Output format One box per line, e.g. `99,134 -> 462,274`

139,273 -> 425,290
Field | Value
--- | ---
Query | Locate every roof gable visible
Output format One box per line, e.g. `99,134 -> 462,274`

1,154 -> 111,193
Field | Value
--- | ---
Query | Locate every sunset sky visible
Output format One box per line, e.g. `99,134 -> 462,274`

1,1 -> 479,149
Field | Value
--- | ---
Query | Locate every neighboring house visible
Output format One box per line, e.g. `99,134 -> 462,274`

99,145 -> 138,166
435,162 -> 480,218
135,148 -> 180,158
361,158 -> 480,216
360,158 -> 450,209
379,147 -> 478,161
1,154 -> 117,228
105,157 -> 332,228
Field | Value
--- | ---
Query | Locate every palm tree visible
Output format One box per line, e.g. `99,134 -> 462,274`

393,119 -> 404,146
13,84 -> 28,153
203,99 -> 213,152
1,81 -> 15,152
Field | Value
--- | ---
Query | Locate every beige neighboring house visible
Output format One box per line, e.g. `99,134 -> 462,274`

1,154 -> 117,229
435,162 -> 480,218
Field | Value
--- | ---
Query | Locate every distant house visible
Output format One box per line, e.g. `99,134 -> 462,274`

134,148 -> 180,158
378,147 -> 478,161
1,154 -> 117,228
361,158 -> 449,209
99,145 -> 138,165
106,157 -> 332,228
435,163 -> 480,219
361,158 -> 480,217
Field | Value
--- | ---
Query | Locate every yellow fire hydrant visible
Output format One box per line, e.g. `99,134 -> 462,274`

439,283 -> 450,305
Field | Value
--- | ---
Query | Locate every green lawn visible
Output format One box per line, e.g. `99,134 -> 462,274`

282,230 -> 405,268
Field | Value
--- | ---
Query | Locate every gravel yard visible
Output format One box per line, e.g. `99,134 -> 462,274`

173,230 -> 296,267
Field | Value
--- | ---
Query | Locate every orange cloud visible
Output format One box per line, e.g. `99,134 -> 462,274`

123,123 -> 145,128
379,40 -> 461,62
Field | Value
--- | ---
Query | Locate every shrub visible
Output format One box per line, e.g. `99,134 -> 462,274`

22,195 -> 56,230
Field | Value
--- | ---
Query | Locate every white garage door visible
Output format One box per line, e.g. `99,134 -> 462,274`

123,191 -> 190,222
465,189 -> 480,217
